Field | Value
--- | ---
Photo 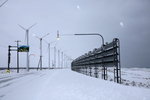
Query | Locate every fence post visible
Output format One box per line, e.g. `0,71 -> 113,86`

94,67 -> 98,78
8,45 -> 11,71
89,67 -> 92,76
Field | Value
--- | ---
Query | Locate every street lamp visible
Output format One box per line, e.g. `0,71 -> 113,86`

56,33 -> 104,46
74,33 -> 104,46
56,32 -> 104,68
33,33 -> 50,70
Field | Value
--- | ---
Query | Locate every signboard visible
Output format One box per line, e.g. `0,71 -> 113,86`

18,45 -> 29,52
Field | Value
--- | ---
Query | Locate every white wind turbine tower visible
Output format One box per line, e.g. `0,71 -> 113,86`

18,23 -> 36,71
43,39 -> 56,69
33,33 -> 50,70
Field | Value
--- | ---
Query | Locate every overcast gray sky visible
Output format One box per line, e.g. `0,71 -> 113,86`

0,0 -> 150,68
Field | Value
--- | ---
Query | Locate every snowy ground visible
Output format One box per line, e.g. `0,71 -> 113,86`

106,68 -> 150,89
0,69 -> 150,100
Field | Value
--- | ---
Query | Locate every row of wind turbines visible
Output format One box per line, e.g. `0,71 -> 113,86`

18,24 -> 72,71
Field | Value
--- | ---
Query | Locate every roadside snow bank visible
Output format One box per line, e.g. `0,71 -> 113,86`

0,69 -> 150,100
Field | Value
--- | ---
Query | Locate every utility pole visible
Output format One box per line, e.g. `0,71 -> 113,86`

54,46 -> 56,68
48,43 -> 50,69
61,51 -> 63,68
18,24 -> 36,71
64,54 -> 66,68
15,40 -> 21,73
65,55 -> 68,68
8,45 -> 11,71
65,55 -> 67,68
7,45 -> 18,73
26,30 -> 29,71
58,50 -> 60,68
39,38 -> 42,70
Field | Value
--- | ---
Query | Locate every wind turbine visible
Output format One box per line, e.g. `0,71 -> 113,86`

18,23 -> 36,71
43,40 -> 56,69
33,33 -> 50,70
41,30 -> 59,69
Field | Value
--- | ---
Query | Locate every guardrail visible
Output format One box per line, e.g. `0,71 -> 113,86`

0,67 -> 51,70
71,38 -> 121,83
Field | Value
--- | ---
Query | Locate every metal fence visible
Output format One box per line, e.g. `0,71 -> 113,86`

71,38 -> 121,83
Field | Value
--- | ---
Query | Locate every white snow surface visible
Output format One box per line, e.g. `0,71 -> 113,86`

121,68 -> 150,83
0,69 -> 150,100
106,68 -> 150,88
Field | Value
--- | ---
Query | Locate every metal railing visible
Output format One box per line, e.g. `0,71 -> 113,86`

71,38 -> 121,83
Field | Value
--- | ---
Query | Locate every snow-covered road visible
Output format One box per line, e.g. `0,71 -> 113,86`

0,69 -> 150,100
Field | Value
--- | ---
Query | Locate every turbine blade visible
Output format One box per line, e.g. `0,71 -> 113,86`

28,23 -> 37,30
41,33 -> 50,39
18,24 -> 26,30
35,36 -> 40,39
0,0 -> 8,7
33,33 -> 40,39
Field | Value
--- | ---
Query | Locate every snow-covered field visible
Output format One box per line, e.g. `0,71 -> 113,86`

0,68 -> 150,100
106,68 -> 150,89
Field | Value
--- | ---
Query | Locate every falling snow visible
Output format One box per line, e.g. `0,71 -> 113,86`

120,22 -> 124,27
77,5 -> 80,10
